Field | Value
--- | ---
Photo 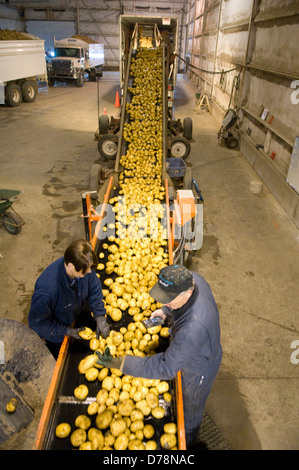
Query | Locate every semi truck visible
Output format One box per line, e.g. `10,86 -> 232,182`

0,38 -> 47,107
47,37 -> 104,87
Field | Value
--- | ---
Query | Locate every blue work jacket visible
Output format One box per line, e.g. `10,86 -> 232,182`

28,257 -> 106,343
122,272 -> 222,447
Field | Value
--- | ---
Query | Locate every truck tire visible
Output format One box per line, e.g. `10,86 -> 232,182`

99,115 -> 109,135
170,136 -> 191,160
76,71 -> 84,87
5,83 -> 22,107
183,117 -> 193,140
48,77 -> 55,87
97,134 -> 118,160
21,80 -> 38,103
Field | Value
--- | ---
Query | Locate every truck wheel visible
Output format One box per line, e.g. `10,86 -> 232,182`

48,77 -> 55,87
183,117 -> 193,140
99,115 -> 109,135
21,80 -> 38,103
76,72 -> 84,87
170,136 -> 191,160
98,134 -> 118,160
89,69 -> 96,82
89,164 -> 102,193
5,83 -> 22,107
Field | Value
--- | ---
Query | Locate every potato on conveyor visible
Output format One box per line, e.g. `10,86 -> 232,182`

160,432 -> 177,449
75,415 -> 91,430
70,428 -> 87,447
85,366 -> 99,381
128,438 -> 144,450
88,428 -> 104,449
114,433 -> 129,450
110,418 -> 127,437
96,409 -> 114,429
143,424 -> 155,439
78,354 -> 98,374
145,440 -> 157,450
55,422 -> 71,438
151,405 -> 165,419
164,422 -> 177,434
74,384 -> 89,400
117,398 -> 135,416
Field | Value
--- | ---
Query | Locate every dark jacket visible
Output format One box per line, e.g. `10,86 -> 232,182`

122,272 -> 222,380
28,257 -> 106,343
122,272 -> 222,447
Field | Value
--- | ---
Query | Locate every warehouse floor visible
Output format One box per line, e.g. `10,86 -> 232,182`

0,72 -> 298,451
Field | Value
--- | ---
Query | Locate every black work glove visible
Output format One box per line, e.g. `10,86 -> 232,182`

95,347 -> 123,370
66,326 -> 85,340
95,315 -> 110,339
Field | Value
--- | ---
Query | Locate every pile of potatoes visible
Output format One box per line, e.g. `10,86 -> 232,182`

55,326 -> 177,450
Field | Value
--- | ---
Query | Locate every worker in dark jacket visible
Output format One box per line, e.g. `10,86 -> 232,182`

28,239 -> 110,358
96,264 -> 222,449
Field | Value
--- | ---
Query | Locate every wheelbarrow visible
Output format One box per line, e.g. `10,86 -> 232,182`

0,189 -> 25,235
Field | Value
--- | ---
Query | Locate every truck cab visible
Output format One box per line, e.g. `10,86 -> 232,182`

47,37 -> 104,87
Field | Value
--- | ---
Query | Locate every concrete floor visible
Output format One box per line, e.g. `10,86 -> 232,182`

0,72 -> 298,450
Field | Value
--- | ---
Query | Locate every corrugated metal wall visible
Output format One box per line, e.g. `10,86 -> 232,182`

185,0 -> 299,227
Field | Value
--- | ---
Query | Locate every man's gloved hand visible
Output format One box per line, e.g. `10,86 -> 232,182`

66,326 -> 85,340
95,347 -> 124,370
95,315 -> 110,339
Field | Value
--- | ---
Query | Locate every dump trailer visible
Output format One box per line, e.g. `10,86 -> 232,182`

35,22 -> 202,451
47,36 -> 104,87
0,38 -> 47,107
96,15 -> 193,161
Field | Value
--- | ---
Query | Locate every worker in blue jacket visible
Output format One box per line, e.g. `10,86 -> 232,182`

95,264 -> 222,449
28,239 -> 110,358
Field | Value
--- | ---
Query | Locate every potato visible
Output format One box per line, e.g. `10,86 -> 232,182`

160,327 -> 169,338
130,419 -> 144,433
110,418 -> 127,437
104,430 -> 115,447
135,399 -> 151,416
117,399 -> 135,416
109,387 -> 120,403
88,428 -> 104,449
156,381 -> 169,394
130,408 -> 144,422
74,384 -> 88,400
89,338 -> 100,351
55,423 -> 71,438
114,433 -> 129,450
145,440 -> 157,450
110,307 -> 123,322
96,409 -> 114,429
143,424 -> 155,439
111,367 -> 123,377
128,438 -> 144,450
75,415 -> 91,430
6,398 -> 17,413
164,422 -> 177,434
70,428 -> 86,447
112,331 -> 123,346
98,367 -> 109,382
78,354 -> 97,374
79,327 -> 94,340
160,432 -> 177,449
85,367 -> 99,382
102,376 -> 115,391
145,392 -> 159,408
151,405 -> 165,419
96,388 -> 108,405
87,401 -> 99,416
